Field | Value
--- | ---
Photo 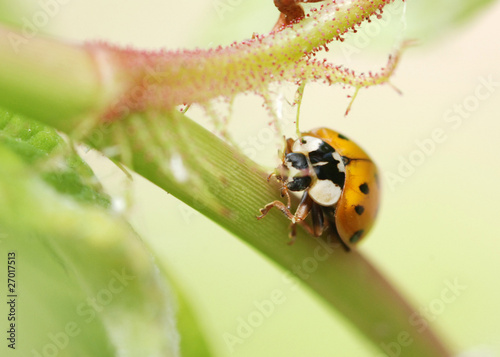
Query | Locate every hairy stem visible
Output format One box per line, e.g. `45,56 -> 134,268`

0,1 -> 402,122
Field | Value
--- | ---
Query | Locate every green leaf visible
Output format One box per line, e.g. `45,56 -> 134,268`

0,110 -> 110,207
0,111 -> 214,357
405,0 -> 497,41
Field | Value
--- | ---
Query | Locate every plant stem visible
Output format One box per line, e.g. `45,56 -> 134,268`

89,110 -> 453,357
0,27 -> 125,131
0,1 -> 403,121
94,0 -> 401,115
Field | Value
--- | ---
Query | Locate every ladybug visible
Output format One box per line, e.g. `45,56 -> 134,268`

258,128 -> 380,250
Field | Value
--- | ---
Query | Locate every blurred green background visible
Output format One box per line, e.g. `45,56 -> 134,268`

2,0 -> 500,356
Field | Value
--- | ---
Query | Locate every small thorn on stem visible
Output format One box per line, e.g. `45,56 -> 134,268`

388,82 -> 403,95
344,87 -> 360,116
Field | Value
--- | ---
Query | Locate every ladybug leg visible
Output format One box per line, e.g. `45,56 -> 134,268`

287,190 -> 318,243
293,189 -> 313,223
257,200 -> 295,221
281,186 -> 292,209
288,220 -> 317,244
267,163 -> 292,208
257,190 -> 316,243
288,223 -> 298,244
322,207 -> 351,252
288,192 -> 324,243
310,202 -> 325,237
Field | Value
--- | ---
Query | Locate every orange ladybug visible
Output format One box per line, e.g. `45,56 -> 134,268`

258,128 -> 380,250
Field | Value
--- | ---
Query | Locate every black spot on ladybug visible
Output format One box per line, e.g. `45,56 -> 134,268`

359,183 -> 369,194
349,230 -> 364,244
354,205 -> 365,215
338,133 -> 349,141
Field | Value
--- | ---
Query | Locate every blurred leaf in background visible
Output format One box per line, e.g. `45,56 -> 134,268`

0,110 -> 213,356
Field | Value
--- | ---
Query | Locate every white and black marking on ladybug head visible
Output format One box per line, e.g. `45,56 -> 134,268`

288,135 -> 347,206
332,151 -> 345,173
285,152 -> 308,170
294,136 -> 346,173
312,152 -> 345,188
308,179 -> 342,206
283,135 -> 347,205
292,136 -> 323,154
286,175 -> 312,192
284,152 -> 312,192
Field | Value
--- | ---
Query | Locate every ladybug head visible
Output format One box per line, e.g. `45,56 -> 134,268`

283,152 -> 313,191
282,136 -> 347,206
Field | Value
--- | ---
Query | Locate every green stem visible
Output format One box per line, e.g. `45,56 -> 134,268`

0,28 -> 129,131
89,110 -> 453,357
95,0 -> 401,114
0,0 -> 402,121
